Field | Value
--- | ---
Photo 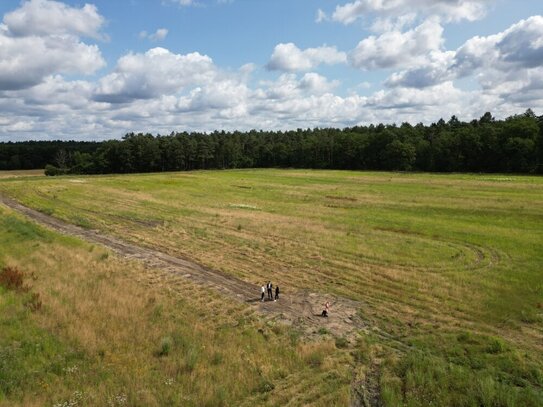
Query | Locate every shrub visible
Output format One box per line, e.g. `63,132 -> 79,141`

0,266 -> 26,291
44,165 -> 68,176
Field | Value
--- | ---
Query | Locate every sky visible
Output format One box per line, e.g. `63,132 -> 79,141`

0,0 -> 542,141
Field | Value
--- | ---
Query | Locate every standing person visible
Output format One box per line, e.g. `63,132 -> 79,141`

267,281 -> 273,300
275,285 -> 280,301
261,285 -> 266,302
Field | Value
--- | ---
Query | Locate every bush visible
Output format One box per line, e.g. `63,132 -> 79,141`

44,164 -> 68,176
0,266 -> 26,291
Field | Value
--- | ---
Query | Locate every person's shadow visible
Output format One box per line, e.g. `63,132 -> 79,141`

246,298 -> 275,303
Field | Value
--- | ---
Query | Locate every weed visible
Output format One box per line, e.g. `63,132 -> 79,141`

303,347 -> 326,368
40,207 -> 55,216
25,292 -> 43,312
184,347 -> 199,372
212,386 -> 228,406
73,216 -> 92,229
0,266 -> 27,291
485,338 -> 507,354
211,351 -> 223,365
158,337 -> 173,357
335,337 -> 349,349
254,378 -> 275,394
288,329 -> 301,346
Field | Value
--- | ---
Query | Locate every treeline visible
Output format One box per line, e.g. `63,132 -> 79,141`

0,141 -> 100,171
1,110 -> 542,175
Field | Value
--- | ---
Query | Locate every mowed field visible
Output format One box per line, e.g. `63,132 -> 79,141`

0,169 -> 542,406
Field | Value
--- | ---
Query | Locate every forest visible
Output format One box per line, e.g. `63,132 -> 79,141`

1,110 -> 542,175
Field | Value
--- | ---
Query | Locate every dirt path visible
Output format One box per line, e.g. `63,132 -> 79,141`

0,194 -> 366,340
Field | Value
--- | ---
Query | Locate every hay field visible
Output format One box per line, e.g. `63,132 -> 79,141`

1,169 -> 542,406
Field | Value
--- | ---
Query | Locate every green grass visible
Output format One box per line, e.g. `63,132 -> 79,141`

1,169 -> 542,406
0,204 -> 351,406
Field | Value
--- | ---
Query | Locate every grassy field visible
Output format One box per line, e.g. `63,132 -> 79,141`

0,203 -> 351,406
1,169 -> 542,406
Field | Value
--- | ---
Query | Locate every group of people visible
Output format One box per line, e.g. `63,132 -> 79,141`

261,281 -> 279,302
258,282 -> 331,317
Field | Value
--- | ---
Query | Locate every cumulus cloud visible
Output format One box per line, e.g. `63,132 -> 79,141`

385,51 -> 455,88
267,43 -> 347,72
178,79 -> 250,114
0,0 -> 106,91
3,0 -> 105,39
94,48 -> 217,103
0,1 -> 541,141
465,15 -> 543,70
258,73 -> 339,100
386,15 -> 543,92
0,29 -> 105,90
332,0 -> 490,25
349,18 -> 444,70
299,73 -> 340,93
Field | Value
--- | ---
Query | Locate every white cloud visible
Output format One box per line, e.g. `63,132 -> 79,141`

150,28 -> 169,41
461,15 -> 543,71
349,18 -> 444,70
332,0 -> 490,25
0,1 -> 542,141
385,51 -> 455,88
3,0 -> 105,39
299,73 -> 340,94
94,48 -> 217,103
257,73 -> 339,100
267,43 -> 347,72
139,28 -> 169,41
386,15 -> 543,91
0,1 -> 106,92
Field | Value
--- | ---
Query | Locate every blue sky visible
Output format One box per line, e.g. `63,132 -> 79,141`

0,0 -> 542,140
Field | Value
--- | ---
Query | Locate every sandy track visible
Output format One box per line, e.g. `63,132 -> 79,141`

0,194 -> 365,339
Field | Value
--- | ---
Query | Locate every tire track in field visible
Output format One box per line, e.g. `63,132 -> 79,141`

0,194 -> 366,340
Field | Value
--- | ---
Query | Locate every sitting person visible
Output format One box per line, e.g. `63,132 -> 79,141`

321,301 -> 330,317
